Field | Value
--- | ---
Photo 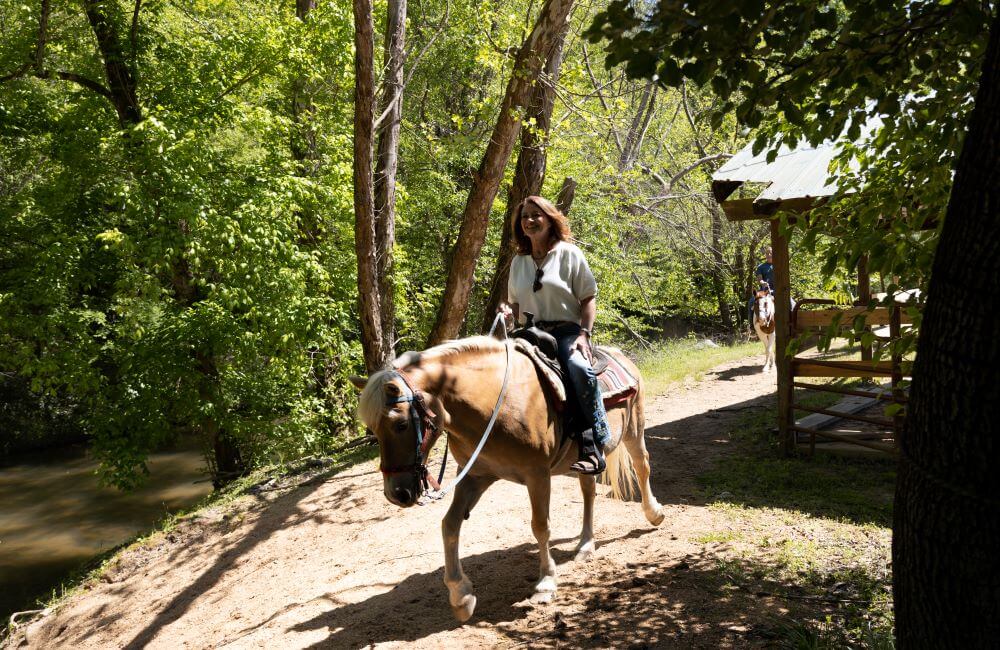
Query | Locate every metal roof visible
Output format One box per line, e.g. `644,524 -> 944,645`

712,116 -> 883,218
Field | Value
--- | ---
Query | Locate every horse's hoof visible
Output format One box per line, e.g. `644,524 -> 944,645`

574,543 -> 595,562
647,507 -> 666,526
530,590 -> 555,605
451,594 -> 477,622
531,575 -> 557,604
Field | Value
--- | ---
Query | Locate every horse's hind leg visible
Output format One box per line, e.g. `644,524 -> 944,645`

575,475 -> 596,562
442,475 -> 495,622
526,473 -> 557,604
623,421 -> 666,526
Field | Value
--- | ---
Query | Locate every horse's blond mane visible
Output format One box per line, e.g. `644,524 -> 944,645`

392,335 -> 505,368
357,336 -> 506,428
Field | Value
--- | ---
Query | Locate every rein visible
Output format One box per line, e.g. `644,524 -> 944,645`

381,313 -> 512,504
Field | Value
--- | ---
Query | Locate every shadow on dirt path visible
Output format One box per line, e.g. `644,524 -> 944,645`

11,354 -> 893,649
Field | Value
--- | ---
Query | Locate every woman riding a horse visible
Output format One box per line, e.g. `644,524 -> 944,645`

353,195 -> 665,621
499,195 -> 608,475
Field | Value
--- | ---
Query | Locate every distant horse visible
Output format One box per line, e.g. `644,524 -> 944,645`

753,289 -> 776,372
352,336 -> 665,622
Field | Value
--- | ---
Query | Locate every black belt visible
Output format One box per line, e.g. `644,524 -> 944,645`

535,320 -> 579,331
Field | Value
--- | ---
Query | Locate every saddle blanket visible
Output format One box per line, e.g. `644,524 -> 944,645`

512,339 -> 638,410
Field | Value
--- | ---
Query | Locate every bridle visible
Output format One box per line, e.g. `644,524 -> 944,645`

377,313 -> 512,503
379,369 -> 446,492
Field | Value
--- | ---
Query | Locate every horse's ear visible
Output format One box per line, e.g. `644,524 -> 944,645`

349,375 -> 368,391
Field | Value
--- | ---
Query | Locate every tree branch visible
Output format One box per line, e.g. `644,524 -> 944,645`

614,312 -> 653,350
681,80 -> 708,157
0,62 -> 32,83
34,69 -> 112,98
375,0 -> 450,131
667,152 -> 733,193
581,42 -> 624,155
130,0 -> 142,65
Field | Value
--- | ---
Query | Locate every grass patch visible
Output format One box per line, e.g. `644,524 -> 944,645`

705,375 -> 896,526
695,375 -> 896,648
635,337 -> 761,396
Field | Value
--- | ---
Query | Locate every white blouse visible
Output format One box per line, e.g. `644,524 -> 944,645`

507,241 -> 597,324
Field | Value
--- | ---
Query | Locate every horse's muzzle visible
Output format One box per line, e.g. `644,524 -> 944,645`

385,483 -> 418,508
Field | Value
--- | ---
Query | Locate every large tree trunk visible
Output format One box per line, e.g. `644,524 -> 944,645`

427,0 -> 575,345
291,0 -> 320,244
893,13 -> 1000,648
480,14 -> 571,332
353,0 -> 386,372
373,0 -> 406,360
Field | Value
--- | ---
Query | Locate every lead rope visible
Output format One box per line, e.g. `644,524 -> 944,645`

421,313 -> 512,503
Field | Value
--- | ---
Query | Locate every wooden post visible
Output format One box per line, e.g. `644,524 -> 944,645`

890,302 -> 903,444
770,218 -> 794,455
858,255 -> 872,364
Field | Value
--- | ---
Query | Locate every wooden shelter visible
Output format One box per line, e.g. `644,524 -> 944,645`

711,133 -> 911,456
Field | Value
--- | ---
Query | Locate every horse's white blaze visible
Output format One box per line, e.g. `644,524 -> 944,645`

754,293 -> 777,372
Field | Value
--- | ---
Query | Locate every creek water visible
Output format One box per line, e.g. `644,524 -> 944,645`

0,442 -> 211,621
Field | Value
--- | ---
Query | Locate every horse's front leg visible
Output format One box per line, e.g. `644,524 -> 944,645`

526,473 -> 557,603
442,475 -> 494,622
575,474 -> 596,561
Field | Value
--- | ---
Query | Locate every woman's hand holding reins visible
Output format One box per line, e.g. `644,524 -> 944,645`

496,302 -> 516,330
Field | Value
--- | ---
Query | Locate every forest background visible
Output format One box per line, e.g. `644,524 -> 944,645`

0,0 -> 933,488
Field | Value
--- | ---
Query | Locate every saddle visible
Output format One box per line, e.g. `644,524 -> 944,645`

510,314 -> 638,413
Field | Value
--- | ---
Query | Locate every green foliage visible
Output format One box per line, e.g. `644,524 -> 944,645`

587,0 -> 993,356
0,0 -> 853,487
1,0 -> 361,487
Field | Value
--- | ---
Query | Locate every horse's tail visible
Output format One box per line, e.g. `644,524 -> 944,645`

603,443 -> 636,501
597,346 -> 642,501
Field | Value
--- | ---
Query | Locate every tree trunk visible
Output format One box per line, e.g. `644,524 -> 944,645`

555,176 -> 576,214
291,0 -> 320,244
619,80 -> 656,172
711,203 -> 733,329
82,0 -> 141,128
353,0 -> 385,372
893,13 -> 1000,648
82,2 -> 246,485
373,0 -> 406,360
480,15 -> 571,332
427,0 -> 575,345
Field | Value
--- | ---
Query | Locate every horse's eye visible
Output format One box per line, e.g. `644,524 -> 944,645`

395,420 -> 408,433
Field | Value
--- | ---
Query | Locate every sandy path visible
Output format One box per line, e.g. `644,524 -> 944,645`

16,354 -> 784,649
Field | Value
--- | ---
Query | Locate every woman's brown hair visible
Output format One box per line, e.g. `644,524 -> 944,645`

511,195 -> 573,255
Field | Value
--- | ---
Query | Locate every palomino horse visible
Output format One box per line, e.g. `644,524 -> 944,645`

753,289 -> 776,372
352,336 -> 665,621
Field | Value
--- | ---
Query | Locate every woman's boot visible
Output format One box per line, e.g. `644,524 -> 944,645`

571,428 -> 606,475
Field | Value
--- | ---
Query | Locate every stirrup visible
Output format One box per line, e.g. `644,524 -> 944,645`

571,450 -> 606,475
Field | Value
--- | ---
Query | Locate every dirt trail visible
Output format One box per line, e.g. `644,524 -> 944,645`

15,354 -> 785,649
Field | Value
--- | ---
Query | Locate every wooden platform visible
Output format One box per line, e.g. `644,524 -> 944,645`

794,386 -> 899,456
795,390 -> 892,431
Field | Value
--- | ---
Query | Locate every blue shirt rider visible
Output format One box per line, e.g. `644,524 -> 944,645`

748,247 -> 775,325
